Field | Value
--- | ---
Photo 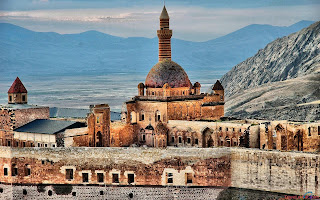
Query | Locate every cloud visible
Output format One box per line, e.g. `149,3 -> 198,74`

0,4 -> 319,41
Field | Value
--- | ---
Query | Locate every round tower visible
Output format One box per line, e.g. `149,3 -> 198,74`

157,6 -> 172,61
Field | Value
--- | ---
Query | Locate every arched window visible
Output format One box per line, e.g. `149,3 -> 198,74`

140,111 -> 145,121
156,111 -> 161,122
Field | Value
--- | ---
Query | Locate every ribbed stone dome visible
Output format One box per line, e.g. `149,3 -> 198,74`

145,59 -> 191,88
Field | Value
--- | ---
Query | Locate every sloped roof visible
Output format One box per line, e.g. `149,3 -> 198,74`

160,6 -> 169,19
212,80 -> 224,90
8,77 -> 27,93
14,119 -> 83,134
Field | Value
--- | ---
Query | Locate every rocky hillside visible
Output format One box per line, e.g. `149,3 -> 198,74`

225,72 -> 320,121
221,21 -> 320,97
221,21 -> 320,121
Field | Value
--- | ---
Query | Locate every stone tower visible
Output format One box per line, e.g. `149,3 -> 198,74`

8,77 -> 28,104
212,80 -> 224,101
157,6 -> 172,61
87,104 -> 111,147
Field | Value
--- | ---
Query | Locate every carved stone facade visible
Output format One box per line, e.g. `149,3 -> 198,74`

260,121 -> 320,152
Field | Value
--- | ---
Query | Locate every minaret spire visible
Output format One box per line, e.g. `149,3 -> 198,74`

157,5 -> 172,61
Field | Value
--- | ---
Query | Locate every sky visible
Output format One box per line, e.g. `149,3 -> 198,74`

0,0 -> 319,41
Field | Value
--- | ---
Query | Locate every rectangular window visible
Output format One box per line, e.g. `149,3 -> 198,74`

226,128 -> 228,131
23,142 -> 26,147
97,173 -> 104,183
186,173 -> 193,184
167,173 -> 173,184
195,139 -> 198,145
157,115 -> 161,121
187,138 -> 191,144
27,168 -> 31,176
232,128 -> 235,132
178,137 -> 182,143
308,127 -> 311,136
22,95 -> 26,102
38,143 -> 41,147
66,169 -> 73,180
219,127 -> 222,131
82,173 -> 89,183
45,144 -> 48,147
128,174 -> 134,184
142,134 -> 146,141
4,168 -> 8,176
7,140 -> 11,147
9,96 -> 12,102
16,141 -> 19,147
141,114 -> 144,121
112,174 -> 119,183
171,136 -> 174,143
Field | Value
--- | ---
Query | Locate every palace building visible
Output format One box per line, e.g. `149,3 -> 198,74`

124,6 -> 225,147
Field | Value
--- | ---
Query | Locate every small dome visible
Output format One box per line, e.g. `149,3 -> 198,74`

193,82 -> 201,88
138,82 -> 144,88
145,59 -> 191,88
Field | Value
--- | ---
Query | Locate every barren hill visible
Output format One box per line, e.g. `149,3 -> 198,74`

221,21 -> 320,121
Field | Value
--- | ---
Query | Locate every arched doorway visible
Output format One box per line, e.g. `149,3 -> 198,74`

202,127 -> 213,148
225,136 -> 231,147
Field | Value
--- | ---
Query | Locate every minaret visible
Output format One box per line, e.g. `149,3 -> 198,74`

157,6 -> 172,62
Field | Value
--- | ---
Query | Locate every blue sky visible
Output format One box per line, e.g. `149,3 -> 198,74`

0,0 -> 319,41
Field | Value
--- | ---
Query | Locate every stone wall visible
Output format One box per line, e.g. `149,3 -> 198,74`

0,184 -> 225,200
14,107 -> 50,129
0,147 -> 319,197
231,148 -> 320,196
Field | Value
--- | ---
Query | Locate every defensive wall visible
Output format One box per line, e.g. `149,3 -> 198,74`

0,146 -> 319,199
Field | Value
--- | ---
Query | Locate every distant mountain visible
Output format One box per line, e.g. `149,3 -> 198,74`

221,21 -> 320,121
0,20 -> 315,81
221,21 -> 320,97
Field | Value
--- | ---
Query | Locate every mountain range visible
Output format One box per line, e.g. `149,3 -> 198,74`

0,20 -> 315,81
221,21 -> 320,121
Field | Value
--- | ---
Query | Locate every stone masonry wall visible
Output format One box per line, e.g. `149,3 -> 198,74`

0,147 -> 319,197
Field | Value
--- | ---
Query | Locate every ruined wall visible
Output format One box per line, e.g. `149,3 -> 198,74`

14,107 -> 49,129
260,121 -> 320,152
110,122 -> 136,147
0,147 -> 231,187
167,120 -> 259,148
0,147 -> 319,197
63,127 -> 89,147
0,107 -> 49,147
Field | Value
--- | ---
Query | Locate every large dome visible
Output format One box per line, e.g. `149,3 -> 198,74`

145,59 -> 191,88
